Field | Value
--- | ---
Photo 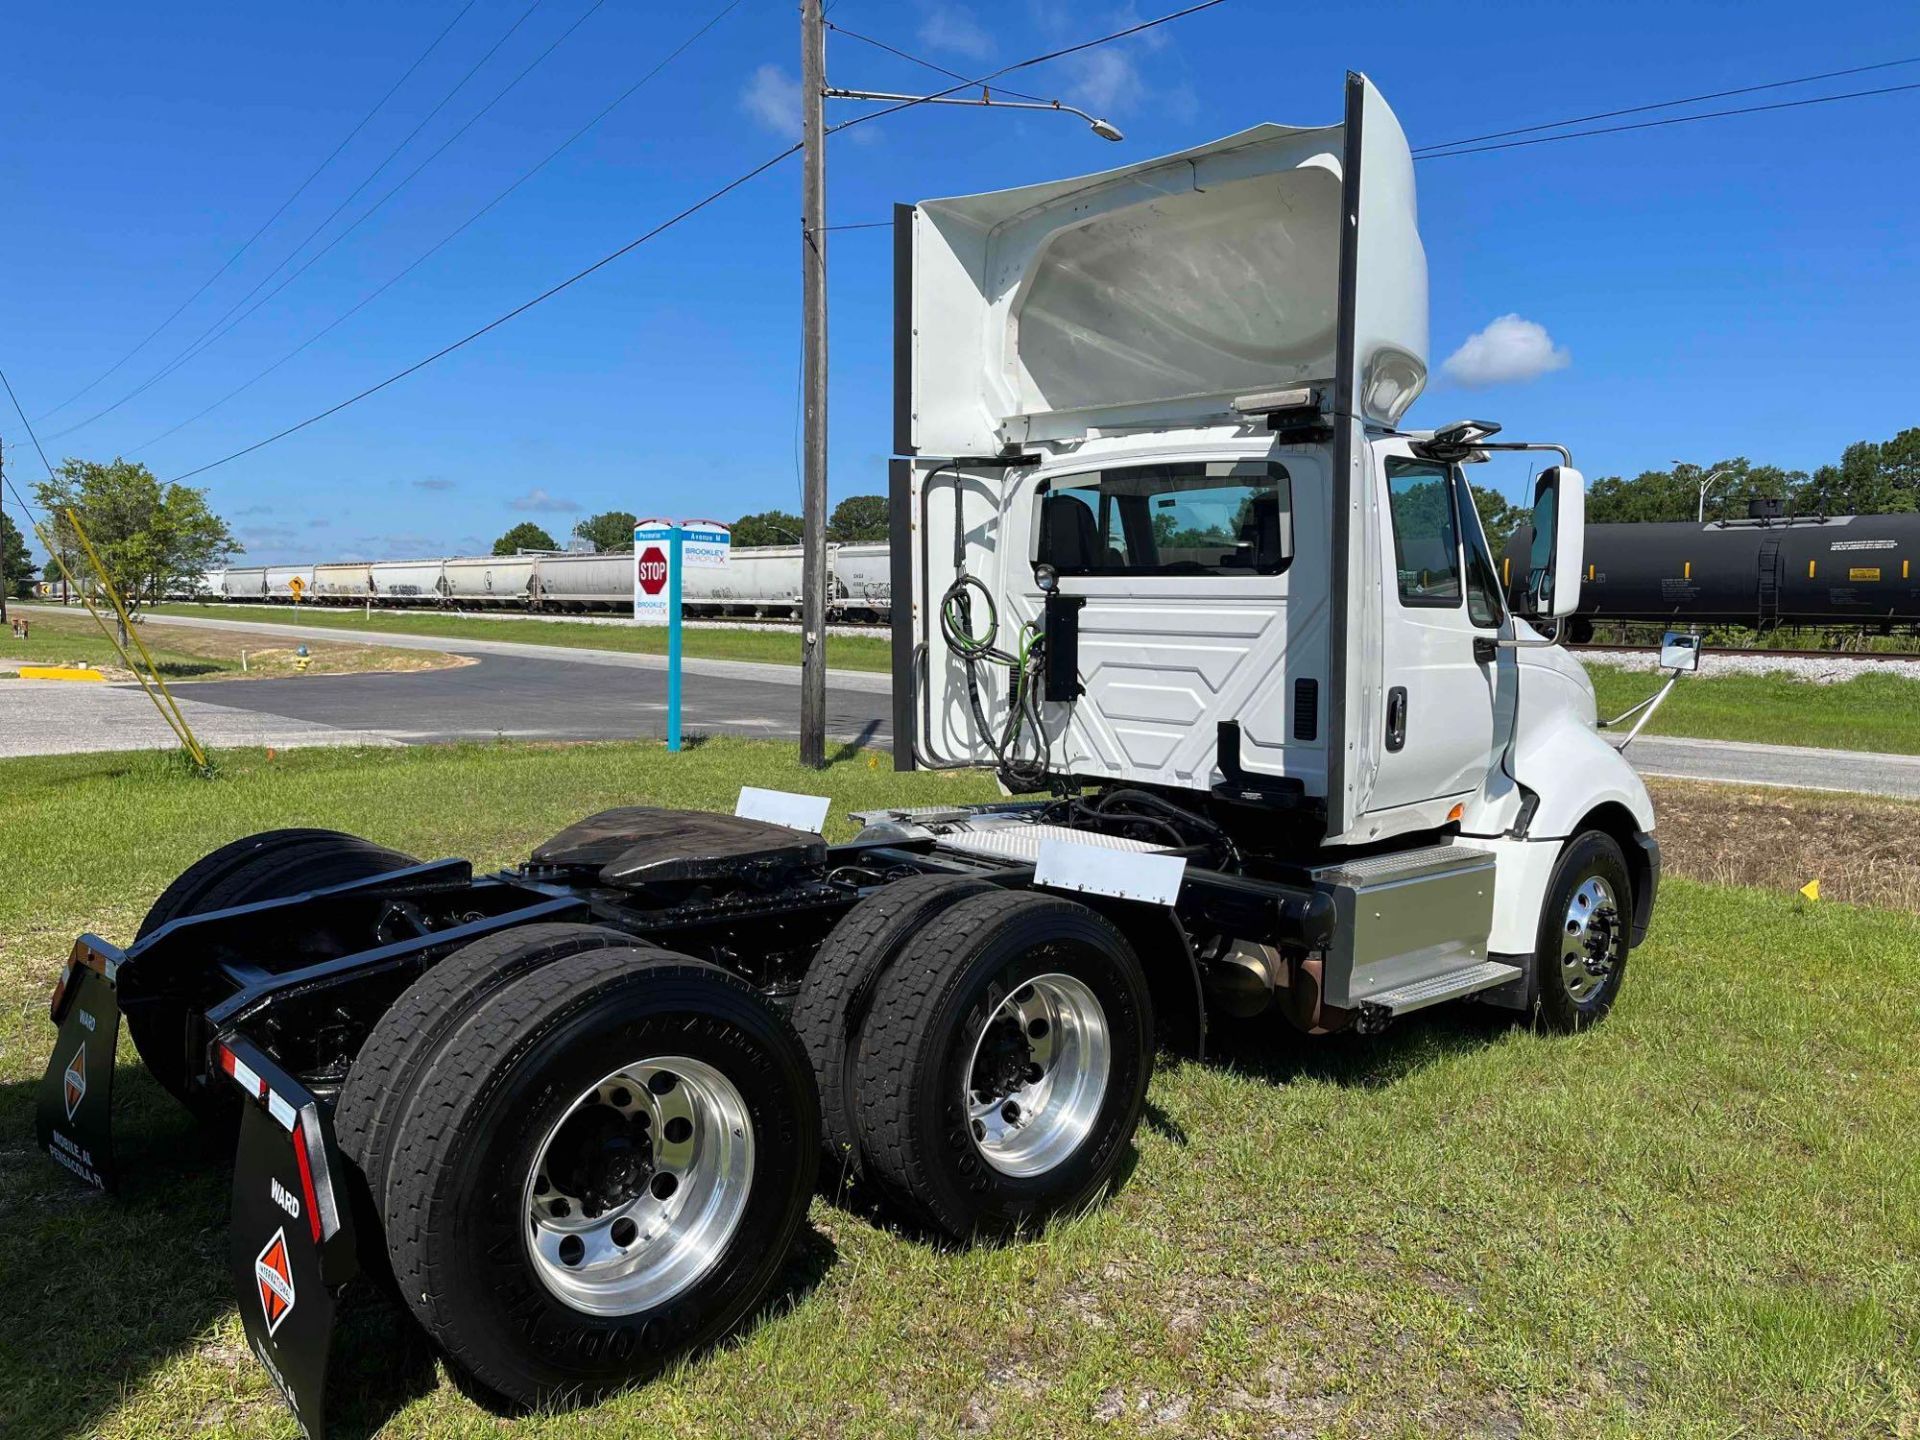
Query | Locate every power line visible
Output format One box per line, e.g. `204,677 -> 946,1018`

47,0 -> 550,443
1,368 -> 60,484
1416,78 -> 1920,160
33,0 -> 483,423
828,61 -> 1920,232
160,2 -> 1228,482
1413,54 -> 1920,154
168,145 -> 801,484
825,20 -> 1049,104
827,1 -> 1228,136
129,0 -> 746,458
132,0 -> 613,407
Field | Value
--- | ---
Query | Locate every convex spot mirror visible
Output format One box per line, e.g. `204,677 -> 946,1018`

1660,631 -> 1701,673
1521,465 -> 1586,619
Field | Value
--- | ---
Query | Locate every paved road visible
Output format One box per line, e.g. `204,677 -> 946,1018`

122,611 -> 889,694
8,615 -> 1919,800
1627,734 -> 1920,800
0,651 -> 891,759
181,651 -> 893,749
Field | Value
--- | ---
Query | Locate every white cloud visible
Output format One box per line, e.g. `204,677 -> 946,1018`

742,64 -> 802,138
1440,315 -> 1571,387
1064,47 -> 1140,113
919,6 -> 994,60
509,488 -> 582,514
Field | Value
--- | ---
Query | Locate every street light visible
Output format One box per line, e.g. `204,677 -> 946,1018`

823,87 -> 1125,143
794,0 -> 1127,768
1672,460 -> 1733,523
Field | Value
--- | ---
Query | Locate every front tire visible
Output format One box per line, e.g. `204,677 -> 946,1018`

851,891 -> 1152,1240
1533,830 -> 1632,1032
380,946 -> 818,1408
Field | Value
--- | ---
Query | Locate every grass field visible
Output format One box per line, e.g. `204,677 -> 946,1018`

2,739 -> 1915,1438
1588,663 -> 1920,754
2,606 -> 462,682
129,600 -> 896,672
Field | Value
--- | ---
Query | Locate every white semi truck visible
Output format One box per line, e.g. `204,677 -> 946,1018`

37,75 -> 1663,1436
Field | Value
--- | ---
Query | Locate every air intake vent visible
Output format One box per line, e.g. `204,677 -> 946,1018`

1293,678 -> 1319,741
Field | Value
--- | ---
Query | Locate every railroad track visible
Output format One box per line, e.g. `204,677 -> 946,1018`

1571,643 -> 1920,662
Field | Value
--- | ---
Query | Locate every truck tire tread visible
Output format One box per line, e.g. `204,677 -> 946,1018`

334,921 -> 629,1208
789,874 -> 995,1185
851,889 -> 1152,1239
381,947 -> 818,1407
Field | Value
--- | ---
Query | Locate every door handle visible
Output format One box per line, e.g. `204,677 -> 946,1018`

1385,686 -> 1407,752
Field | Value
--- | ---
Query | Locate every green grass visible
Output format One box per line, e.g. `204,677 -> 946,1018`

2,611 -> 238,677
2,738 -> 1916,1438
127,600 -> 896,672
1588,663 -> 1920,754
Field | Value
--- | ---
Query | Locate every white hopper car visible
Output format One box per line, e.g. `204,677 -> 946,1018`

172,543 -> 898,620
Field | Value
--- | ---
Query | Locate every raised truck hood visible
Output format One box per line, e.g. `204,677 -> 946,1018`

898,74 -> 1427,457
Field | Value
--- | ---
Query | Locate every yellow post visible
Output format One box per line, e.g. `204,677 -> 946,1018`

59,508 -> 211,770
27,518 -> 182,730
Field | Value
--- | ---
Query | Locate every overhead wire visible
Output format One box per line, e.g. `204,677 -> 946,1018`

825,20 -> 1050,104
827,57 -> 1920,230
168,144 -> 803,484
1414,78 -> 1920,159
34,0 -> 483,422
825,1 -> 1228,136
156,2 -> 1230,483
1412,54 -> 1920,154
123,0 -> 616,414
47,0 -> 551,443
127,0 -> 744,457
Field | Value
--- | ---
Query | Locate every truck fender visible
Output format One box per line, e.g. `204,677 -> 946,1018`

1507,711 -> 1655,842
1073,898 -> 1205,1060
219,1036 -> 361,1440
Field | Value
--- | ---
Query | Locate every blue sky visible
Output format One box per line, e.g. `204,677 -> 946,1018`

4,0 -> 1915,563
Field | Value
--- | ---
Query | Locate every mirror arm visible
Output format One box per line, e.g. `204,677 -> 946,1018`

1600,671 -> 1683,751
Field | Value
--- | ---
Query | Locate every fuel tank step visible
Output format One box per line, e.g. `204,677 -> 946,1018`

1362,959 -> 1523,1017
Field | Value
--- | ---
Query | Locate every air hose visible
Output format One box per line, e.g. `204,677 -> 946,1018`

937,472 -> 1053,789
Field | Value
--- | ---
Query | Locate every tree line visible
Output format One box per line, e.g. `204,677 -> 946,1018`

1584,426 -> 1918,525
493,496 -> 890,556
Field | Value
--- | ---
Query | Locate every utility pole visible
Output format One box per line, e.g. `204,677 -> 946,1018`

793,19 -> 1123,767
0,437 -> 8,624
798,0 -> 830,768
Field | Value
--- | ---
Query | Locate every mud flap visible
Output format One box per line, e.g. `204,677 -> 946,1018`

36,936 -> 123,1191
220,1037 -> 361,1440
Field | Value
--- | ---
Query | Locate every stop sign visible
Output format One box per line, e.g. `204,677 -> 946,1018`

636,546 -> 668,596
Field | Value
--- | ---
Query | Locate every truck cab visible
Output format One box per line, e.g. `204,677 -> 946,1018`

888,74 -> 1658,1014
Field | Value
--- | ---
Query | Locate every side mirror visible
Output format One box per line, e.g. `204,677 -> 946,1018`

1659,631 -> 1701,673
1521,465 -> 1585,618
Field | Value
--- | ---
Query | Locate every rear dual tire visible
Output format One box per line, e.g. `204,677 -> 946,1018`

127,828 -> 419,1114
353,943 -> 818,1408
839,890 -> 1154,1240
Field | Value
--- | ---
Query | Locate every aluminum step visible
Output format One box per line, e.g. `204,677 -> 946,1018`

1362,959 -> 1523,1017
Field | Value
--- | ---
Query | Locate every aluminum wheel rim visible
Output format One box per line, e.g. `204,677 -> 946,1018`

1560,875 -> 1622,1003
964,972 -> 1110,1178
523,1056 -> 753,1317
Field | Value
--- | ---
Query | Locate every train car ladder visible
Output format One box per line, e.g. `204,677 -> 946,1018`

1757,536 -> 1782,629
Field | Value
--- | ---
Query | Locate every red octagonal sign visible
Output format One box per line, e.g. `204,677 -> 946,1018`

636,546 -> 668,596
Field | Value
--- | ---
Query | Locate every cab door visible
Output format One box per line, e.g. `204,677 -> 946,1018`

1364,449 -> 1503,812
